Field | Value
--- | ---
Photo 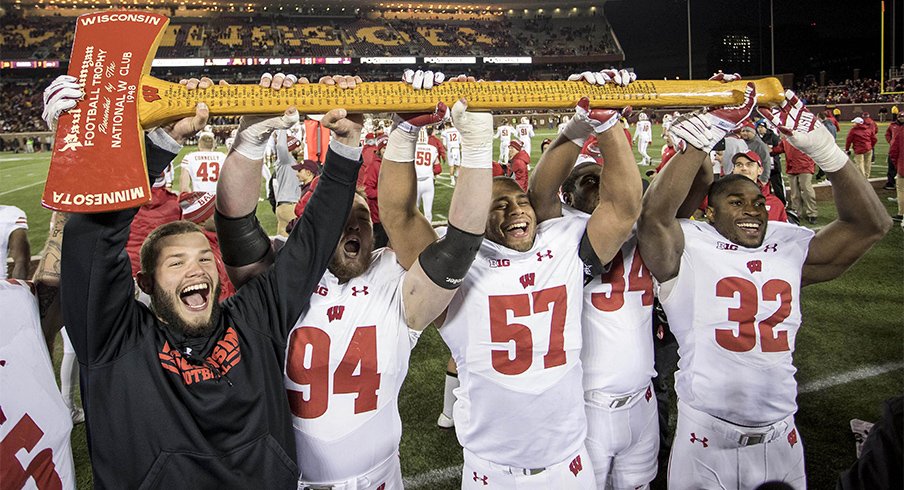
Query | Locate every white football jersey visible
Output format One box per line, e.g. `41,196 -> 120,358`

0,280 -> 76,488
659,220 -> 814,426
494,125 -> 514,143
635,121 -> 653,142
516,123 -> 535,154
442,127 -> 462,150
284,249 -> 420,483
565,206 -> 655,394
180,151 -> 226,194
441,214 -> 589,468
0,205 -> 27,281
414,143 -> 438,181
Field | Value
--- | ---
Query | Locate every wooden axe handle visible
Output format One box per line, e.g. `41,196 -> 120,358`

138,76 -> 785,127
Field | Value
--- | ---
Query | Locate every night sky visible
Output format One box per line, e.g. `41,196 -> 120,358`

604,0 -> 891,82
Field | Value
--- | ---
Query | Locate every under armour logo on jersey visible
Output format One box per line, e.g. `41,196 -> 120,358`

327,305 -> 345,322
763,243 -> 779,253
351,286 -> 369,296
645,386 -> 653,402
690,432 -> 709,448
788,428 -> 798,447
536,250 -> 553,261
519,273 -> 535,289
472,472 -> 488,485
313,285 -> 329,297
746,260 -> 762,274
376,484 -> 386,490
568,455 -> 583,476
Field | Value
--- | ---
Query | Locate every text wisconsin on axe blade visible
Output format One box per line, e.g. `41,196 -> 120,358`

79,13 -> 163,26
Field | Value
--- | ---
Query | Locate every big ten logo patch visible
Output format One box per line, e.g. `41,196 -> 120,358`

488,258 -> 510,268
314,285 -> 329,297
0,414 -> 64,489
717,242 -> 738,251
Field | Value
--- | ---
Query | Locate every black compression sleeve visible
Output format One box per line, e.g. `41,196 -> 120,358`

580,229 -> 609,285
419,224 -> 484,289
214,209 -> 271,267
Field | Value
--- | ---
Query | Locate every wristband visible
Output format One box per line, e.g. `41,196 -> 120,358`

384,129 -> 417,163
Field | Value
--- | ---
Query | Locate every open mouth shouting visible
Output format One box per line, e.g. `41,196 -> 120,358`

179,282 -> 211,311
342,236 -> 362,258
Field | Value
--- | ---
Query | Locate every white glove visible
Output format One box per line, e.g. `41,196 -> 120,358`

668,82 -> 757,152
42,75 -> 83,131
759,90 -> 848,172
709,70 -> 742,83
451,99 -> 493,169
402,69 -> 445,90
232,109 -> 300,160
561,97 -> 624,147
567,68 -> 636,87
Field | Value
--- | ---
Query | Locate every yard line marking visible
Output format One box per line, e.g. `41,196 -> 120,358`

799,361 -> 904,394
0,180 -> 44,196
404,464 -> 462,489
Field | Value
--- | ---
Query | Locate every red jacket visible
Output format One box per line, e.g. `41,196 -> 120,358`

363,155 -> 383,224
359,145 -> 376,189
509,150 -> 530,191
428,135 -> 447,160
888,131 -> 904,176
772,139 -> 815,175
126,186 -> 181,277
492,161 -> 506,177
885,121 -> 904,144
845,124 -> 877,154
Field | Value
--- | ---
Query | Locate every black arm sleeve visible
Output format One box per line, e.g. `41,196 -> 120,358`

229,147 -> 361,344
580,229 -> 610,286
61,135 -> 178,365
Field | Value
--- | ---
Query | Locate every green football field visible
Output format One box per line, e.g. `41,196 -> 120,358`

1,124 -> 902,489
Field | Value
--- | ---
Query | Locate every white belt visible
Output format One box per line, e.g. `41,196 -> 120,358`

680,401 -> 790,448
585,384 -> 651,409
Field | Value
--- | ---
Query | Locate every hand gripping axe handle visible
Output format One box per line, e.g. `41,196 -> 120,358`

43,10 -> 786,213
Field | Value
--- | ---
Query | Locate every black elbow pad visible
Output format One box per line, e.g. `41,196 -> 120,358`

419,224 -> 484,290
214,209 -> 271,267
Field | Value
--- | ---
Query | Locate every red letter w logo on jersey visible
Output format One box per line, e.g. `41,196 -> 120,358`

327,305 -> 345,322
568,455 -> 583,476
519,273 -> 535,289
746,260 -> 762,274
141,85 -> 161,103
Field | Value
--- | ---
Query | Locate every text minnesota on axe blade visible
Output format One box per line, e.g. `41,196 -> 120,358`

52,187 -> 147,207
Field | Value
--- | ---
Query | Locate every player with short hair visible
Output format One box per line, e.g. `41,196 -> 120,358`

638,86 -> 892,489
415,127 -> 440,222
387,69 -> 642,488
442,122 -> 463,185
633,113 -> 653,166
219,93 -> 491,490
180,131 -> 226,194
516,116 -> 536,156
494,120 -> 516,163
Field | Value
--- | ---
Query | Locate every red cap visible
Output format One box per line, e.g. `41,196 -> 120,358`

739,119 -> 756,130
292,159 -> 320,175
286,135 -> 302,152
731,150 -> 762,166
179,192 -> 217,224
509,140 -> 523,151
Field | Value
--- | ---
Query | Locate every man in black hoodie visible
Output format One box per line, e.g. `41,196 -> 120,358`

52,74 -> 363,488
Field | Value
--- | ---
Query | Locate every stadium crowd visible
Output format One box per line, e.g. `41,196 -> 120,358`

795,77 -> 901,104
2,59 -> 900,490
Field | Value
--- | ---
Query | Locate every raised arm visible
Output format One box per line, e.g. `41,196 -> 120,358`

402,100 -> 491,330
530,69 -> 635,224
377,103 -> 448,269
638,83 -> 758,282
7,227 -> 30,280
760,91 -> 893,286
